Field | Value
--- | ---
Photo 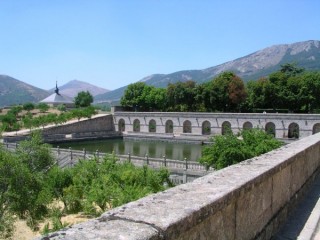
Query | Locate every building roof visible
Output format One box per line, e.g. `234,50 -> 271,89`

40,82 -> 74,104
40,93 -> 74,104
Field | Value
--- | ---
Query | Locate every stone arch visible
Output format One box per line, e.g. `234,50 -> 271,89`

265,122 -> 276,137
165,120 -> 173,133
133,119 -> 140,132
149,119 -> 156,133
183,120 -> 192,133
243,121 -> 253,130
288,122 -> 299,139
222,121 -> 231,135
202,121 -> 211,135
313,123 -> 320,134
118,119 -> 125,132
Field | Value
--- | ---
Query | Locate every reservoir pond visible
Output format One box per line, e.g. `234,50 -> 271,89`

53,138 -> 203,162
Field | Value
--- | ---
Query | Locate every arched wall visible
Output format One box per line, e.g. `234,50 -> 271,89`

113,112 -> 320,139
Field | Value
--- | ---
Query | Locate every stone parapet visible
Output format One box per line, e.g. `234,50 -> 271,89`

38,133 -> 320,240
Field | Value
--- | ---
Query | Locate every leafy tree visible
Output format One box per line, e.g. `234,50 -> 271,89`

144,87 -> 167,111
57,104 -> 66,112
7,160 -> 51,230
241,128 -> 283,155
16,130 -> 54,173
210,72 -> 247,112
23,102 -> 35,112
228,75 -> 247,111
0,148 -> 16,239
280,62 -> 305,76
199,81 -> 217,112
37,103 -> 50,113
268,64 -> 307,112
121,82 -> 151,110
44,166 -> 73,209
166,81 -> 197,111
11,132 -> 54,229
246,77 -> 277,111
200,128 -> 282,169
22,112 -> 34,130
74,91 -> 93,108
303,72 -> 320,111
1,112 -> 17,131
0,119 -> 174,236
8,105 -> 23,117
62,154 -> 172,215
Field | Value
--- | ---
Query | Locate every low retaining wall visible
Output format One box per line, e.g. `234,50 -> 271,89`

39,133 -> 320,240
3,114 -> 119,143
43,114 -> 115,135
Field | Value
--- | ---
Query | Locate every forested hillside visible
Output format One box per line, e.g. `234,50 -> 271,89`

120,64 -> 320,113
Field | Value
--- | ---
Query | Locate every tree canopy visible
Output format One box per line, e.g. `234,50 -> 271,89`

120,64 -> 320,113
74,91 -> 93,108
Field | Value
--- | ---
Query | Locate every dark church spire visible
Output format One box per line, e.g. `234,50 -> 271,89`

54,81 -> 60,95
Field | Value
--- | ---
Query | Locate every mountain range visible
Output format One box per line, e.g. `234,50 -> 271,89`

95,40 -> 320,102
50,80 -> 109,98
0,75 -> 49,107
0,77 -> 109,107
1,40 -> 320,107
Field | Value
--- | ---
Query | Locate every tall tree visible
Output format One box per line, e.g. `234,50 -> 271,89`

280,63 -> 305,76
211,72 -> 247,112
246,77 -> 277,110
74,91 -> 93,108
121,82 -> 151,111
0,148 -> 16,238
144,87 -> 167,111
166,81 -> 197,111
228,75 -> 247,111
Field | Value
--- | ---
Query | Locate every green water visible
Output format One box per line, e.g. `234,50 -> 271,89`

53,138 -> 203,161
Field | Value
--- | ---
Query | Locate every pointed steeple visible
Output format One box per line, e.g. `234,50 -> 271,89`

54,81 -> 60,95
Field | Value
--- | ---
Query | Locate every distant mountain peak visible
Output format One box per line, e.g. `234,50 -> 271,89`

139,74 -> 165,82
0,75 -> 50,107
95,40 -> 320,103
56,80 -> 109,98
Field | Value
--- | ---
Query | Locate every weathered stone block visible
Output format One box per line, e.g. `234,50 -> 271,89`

272,165 -> 291,215
235,177 -> 273,240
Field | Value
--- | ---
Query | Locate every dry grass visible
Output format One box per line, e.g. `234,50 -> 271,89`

10,213 -> 90,240
0,108 -> 61,117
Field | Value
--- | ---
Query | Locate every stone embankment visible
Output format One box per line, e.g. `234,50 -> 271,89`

2,114 -> 120,143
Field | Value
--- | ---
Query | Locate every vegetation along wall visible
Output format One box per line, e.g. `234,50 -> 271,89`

40,132 -> 320,240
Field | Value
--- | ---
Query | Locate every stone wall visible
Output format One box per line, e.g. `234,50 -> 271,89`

39,133 -> 320,240
43,114 -> 115,135
114,112 -> 320,139
3,114 -> 118,143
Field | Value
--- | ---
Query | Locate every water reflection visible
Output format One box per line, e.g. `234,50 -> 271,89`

53,138 -> 202,161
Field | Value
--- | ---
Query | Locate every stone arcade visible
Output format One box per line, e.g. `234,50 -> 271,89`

114,112 -> 320,140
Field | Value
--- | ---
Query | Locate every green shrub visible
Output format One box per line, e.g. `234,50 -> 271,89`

200,128 -> 283,170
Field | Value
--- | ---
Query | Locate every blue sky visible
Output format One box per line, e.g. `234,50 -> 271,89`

0,0 -> 319,91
